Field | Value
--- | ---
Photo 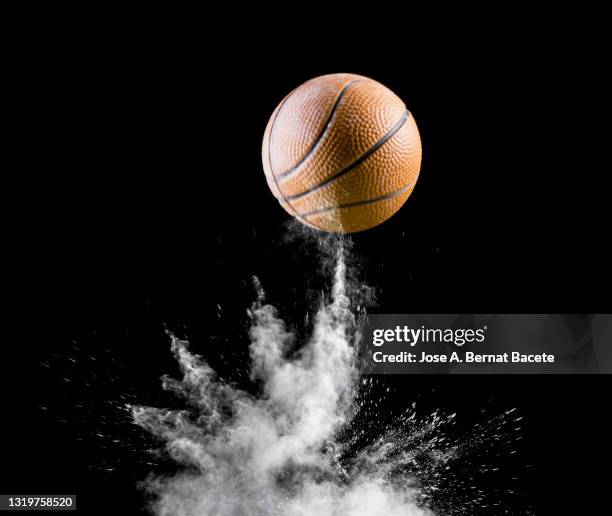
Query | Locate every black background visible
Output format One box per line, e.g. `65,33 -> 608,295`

4,10 -> 610,516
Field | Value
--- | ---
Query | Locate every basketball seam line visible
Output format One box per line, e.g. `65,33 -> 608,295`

266,87 -> 309,222
267,87 -> 329,232
283,110 -> 411,202
300,177 -> 418,218
275,78 -> 365,181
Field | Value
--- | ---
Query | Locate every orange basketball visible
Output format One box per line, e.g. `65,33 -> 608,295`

262,73 -> 422,233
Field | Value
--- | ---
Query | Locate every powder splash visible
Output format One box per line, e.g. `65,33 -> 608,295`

131,242 -> 525,515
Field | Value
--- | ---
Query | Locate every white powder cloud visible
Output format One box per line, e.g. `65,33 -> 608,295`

132,244 -> 432,515
131,239 -> 524,515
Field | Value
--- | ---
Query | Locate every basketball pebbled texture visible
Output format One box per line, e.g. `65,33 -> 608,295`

262,73 -> 422,233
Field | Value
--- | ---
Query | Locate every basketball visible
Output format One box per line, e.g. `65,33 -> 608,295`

262,73 -> 422,233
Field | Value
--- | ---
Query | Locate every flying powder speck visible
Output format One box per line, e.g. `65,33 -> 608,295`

131,239 -> 525,515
